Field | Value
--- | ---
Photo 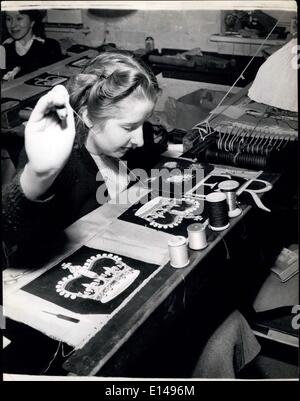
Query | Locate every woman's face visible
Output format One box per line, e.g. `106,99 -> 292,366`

85,94 -> 155,158
5,12 -> 34,42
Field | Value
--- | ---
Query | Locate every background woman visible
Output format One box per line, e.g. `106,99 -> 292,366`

2,10 -> 63,80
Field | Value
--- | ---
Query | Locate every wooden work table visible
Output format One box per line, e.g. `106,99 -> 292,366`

1,48 -> 98,142
61,175 -> 279,376
2,149 -> 286,377
62,153 -> 296,378
2,48 -> 98,101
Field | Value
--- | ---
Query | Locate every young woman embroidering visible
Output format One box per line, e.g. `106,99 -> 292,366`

2,50 -> 161,252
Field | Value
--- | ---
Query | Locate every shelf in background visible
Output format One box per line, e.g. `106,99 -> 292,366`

210,34 -> 286,46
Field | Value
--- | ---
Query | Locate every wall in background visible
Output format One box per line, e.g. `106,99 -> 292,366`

44,8 -> 296,112
46,9 -> 222,53
85,9 -> 222,51
266,10 -> 297,30
45,8 -> 296,53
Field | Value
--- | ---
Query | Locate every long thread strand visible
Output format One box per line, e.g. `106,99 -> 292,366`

200,18 -> 281,126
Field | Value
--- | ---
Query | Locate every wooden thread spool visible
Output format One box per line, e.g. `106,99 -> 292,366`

218,180 -> 242,218
187,223 -> 207,250
206,192 -> 230,231
168,236 -> 189,268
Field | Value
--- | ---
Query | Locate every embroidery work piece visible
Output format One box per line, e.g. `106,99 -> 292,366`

67,56 -> 91,68
57,253 -> 140,304
165,173 -> 193,183
22,246 -> 159,314
185,166 -> 262,199
119,195 -> 205,235
24,72 -> 69,87
147,157 -> 211,198
119,164 -> 270,235
185,166 -> 269,210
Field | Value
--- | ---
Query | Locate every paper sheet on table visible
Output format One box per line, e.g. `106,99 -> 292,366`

4,287 -> 107,348
89,219 -> 174,266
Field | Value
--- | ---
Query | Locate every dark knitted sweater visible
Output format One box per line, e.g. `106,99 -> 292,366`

3,37 -> 63,78
2,124 -> 162,250
2,145 -> 105,247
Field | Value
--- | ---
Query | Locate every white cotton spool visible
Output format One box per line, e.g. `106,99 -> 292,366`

168,236 -> 189,268
218,180 -> 242,218
187,223 -> 207,250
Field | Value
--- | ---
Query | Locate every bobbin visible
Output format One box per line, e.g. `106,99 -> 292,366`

218,180 -> 242,218
206,192 -> 230,231
168,236 -> 189,268
187,223 -> 207,250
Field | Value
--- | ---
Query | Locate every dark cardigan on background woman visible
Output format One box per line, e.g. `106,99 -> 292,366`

3,37 -> 63,78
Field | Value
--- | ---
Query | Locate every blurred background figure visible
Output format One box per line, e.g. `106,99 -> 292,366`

2,10 -> 63,80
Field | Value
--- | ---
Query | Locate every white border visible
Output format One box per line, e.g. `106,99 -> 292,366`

1,1 -> 297,11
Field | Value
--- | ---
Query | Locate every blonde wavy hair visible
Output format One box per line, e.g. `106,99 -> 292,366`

67,50 -> 161,146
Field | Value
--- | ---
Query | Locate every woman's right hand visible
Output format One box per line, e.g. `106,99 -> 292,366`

25,85 -> 75,175
20,85 -> 76,200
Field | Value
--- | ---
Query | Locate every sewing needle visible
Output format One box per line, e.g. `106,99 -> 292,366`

43,310 -> 80,323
